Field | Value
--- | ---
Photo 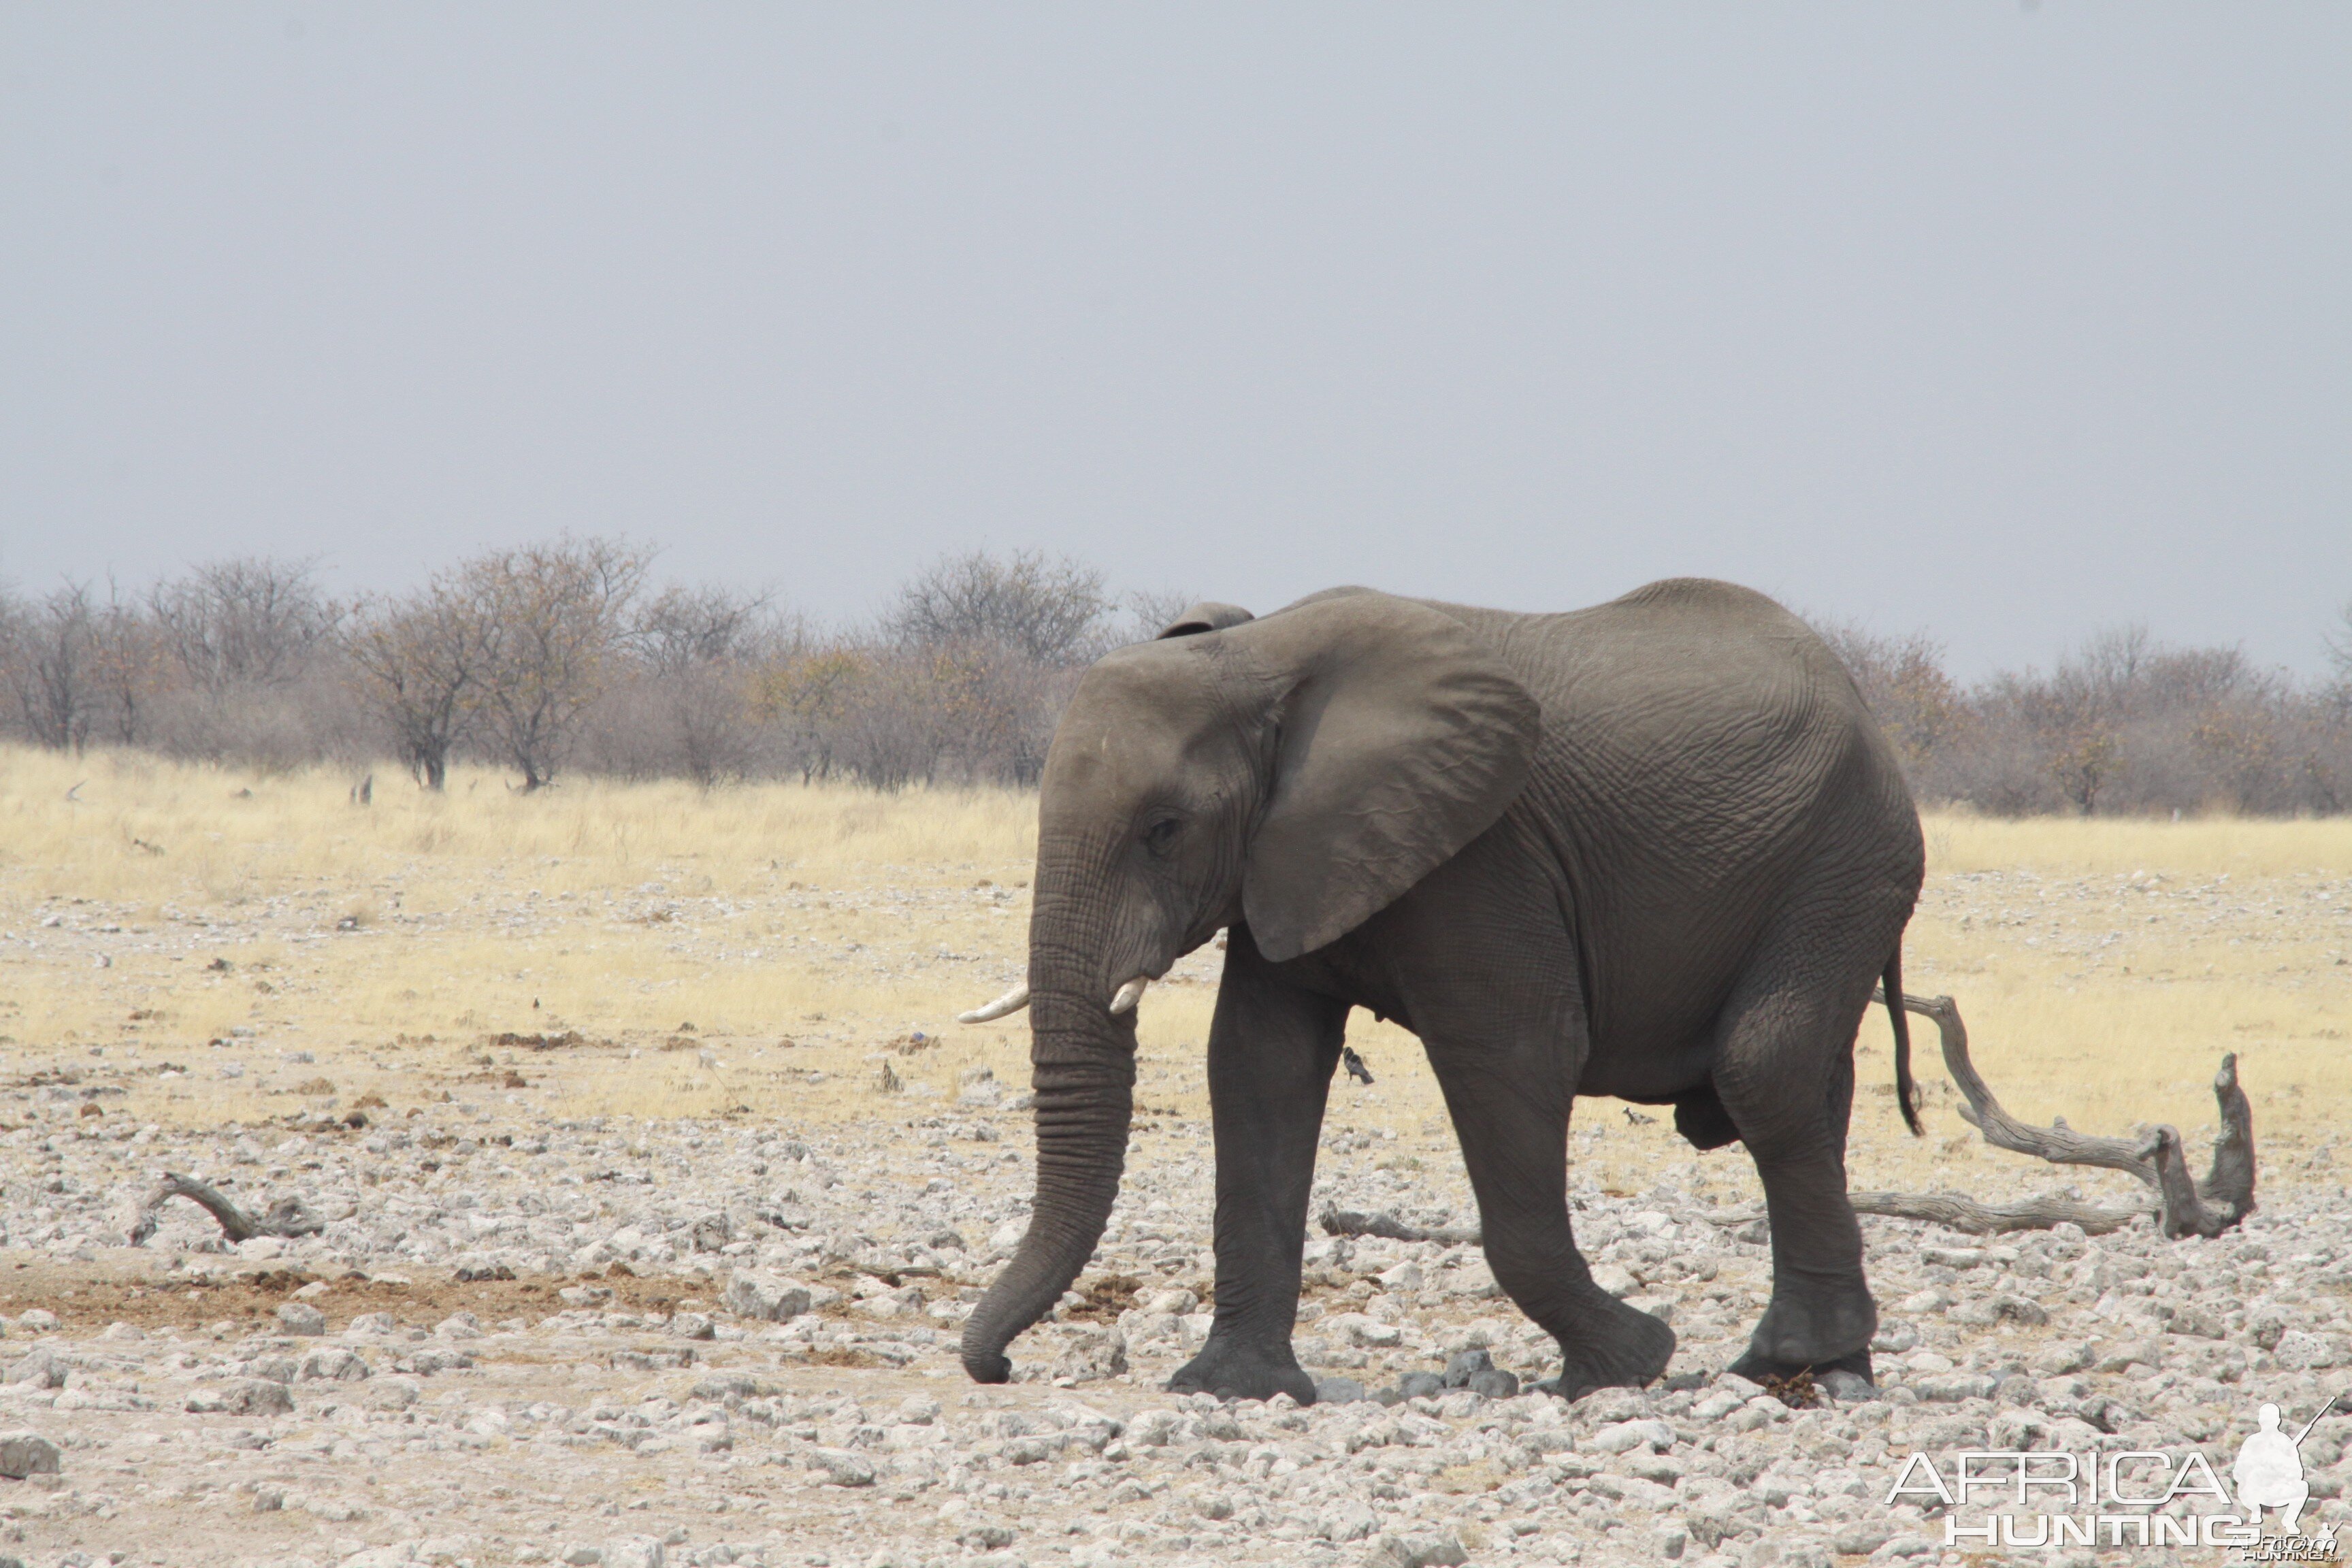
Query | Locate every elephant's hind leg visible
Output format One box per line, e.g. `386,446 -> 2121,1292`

1431,1058 -> 1676,1398
1710,893 -> 1901,1384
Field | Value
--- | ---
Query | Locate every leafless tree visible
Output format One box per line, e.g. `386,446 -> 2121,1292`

882,550 -> 1111,667
586,585 -> 789,786
463,538 -> 651,791
627,583 -> 774,675
755,640 -> 868,784
342,575 -> 493,790
0,583 -> 99,751
149,557 -> 335,695
2326,602 -> 2352,703
85,580 -> 165,747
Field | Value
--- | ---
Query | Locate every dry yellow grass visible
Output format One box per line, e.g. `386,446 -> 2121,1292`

0,745 -> 1049,1128
1,745 -> 2347,1211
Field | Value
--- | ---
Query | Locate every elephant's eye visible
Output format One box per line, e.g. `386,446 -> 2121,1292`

1142,818 -> 1183,857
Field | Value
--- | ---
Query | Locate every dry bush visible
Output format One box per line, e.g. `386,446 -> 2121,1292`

581,585 -> 798,786
343,573 -> 494,790
1821,618 -> 2352,817
0,581 -> 101,751
0,542 -> 1175,793
461,538 -> 653,791
148,557 -> 336,696
881,549 -> 1109,666
11,549 -> 2346,816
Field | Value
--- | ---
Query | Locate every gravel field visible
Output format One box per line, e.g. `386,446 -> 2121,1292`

0,1088 -> 2345,1568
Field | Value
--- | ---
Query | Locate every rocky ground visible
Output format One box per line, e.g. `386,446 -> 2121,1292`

0,1083 -> 2344,1568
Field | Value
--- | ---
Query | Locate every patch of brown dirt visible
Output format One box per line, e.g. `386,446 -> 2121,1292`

1060,1273 -> 1143,1323
0,1256 -> 715,1335
481,1031 -> 596,1051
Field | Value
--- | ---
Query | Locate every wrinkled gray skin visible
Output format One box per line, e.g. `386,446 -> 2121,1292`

959,580 -> 1924,1402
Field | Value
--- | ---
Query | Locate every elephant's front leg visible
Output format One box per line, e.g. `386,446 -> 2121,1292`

1168,926 -> 1349,1404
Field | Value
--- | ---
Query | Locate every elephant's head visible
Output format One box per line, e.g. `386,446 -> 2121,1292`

958,588 -> 1541,1384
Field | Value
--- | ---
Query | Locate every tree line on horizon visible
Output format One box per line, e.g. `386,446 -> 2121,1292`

3,541 -> 2349,815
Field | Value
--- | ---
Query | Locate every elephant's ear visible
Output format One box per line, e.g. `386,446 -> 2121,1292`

1156,602 -> 1256,639
1229,593 -> 1541,962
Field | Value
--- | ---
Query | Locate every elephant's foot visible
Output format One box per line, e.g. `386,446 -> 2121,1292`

1168,1337 -> 1318,1405
1537,1292 -> 1677,1401
1727,1344 -> 1874,1401
1737,1285 -> 1875,1375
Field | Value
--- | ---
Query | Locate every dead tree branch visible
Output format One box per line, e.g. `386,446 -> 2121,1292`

1867,989 -> 2255,1240
128,1172 -> 327,1247
1318,1203 -> 1482,1247
1850,1189 -> 2151,1236
2143,1052 -> 2257,1238
1873,987 -> 2158,1184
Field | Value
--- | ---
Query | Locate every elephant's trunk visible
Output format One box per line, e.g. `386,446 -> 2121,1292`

959,983 -> 1135,1382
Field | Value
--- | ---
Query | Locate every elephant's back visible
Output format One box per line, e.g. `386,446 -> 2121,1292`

1418,581 -> 1921,1059
1418,578 -> 1890,813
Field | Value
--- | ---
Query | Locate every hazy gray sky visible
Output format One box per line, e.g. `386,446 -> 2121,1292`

4,6 -> 2346,676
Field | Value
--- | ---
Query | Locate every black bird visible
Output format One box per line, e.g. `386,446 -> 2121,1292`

1341,1047 -> 1375,1086
1623,1106 -> 1656,1126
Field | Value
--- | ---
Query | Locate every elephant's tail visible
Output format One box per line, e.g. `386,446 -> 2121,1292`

1884,948 -> 1923,1137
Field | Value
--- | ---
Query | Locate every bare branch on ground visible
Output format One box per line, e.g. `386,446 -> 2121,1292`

1850,1189 -> 2151,1235
128,1172 -> 328,1247
1318,1203 -> 1482,1248
1867,988 -> 2254,1240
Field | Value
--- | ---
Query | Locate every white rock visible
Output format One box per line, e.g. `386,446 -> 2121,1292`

0,1431 -> 61,1478
1333,1314 -> 1403,1349
187,1377 -> 294,1415
1588,1418 -> 1676,1454
278,1301 -> 328,1335
1589,1264 -> 1639,1298
603,1536 -> 666,1568
1320,1501 -> 1379,1541
808,1447 -> 876,1486
363,1378 -> 422,1411
1127,1408 -> 1184,1447
1366,1532 -> 1467,1568
299,1348 -> 371,1382
721,1272 -> 813,1322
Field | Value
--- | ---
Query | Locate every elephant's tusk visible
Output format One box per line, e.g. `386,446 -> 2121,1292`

957,983 -> 1030,1024
1109,977 -> 1150,1015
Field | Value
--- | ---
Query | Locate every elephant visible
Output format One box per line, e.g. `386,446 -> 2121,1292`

954,578 -> 1925,1403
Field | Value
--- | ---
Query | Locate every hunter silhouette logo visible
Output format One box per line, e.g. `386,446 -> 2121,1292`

1885,1390 -> 2347,1554
2232,1394 -> 2342,1551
